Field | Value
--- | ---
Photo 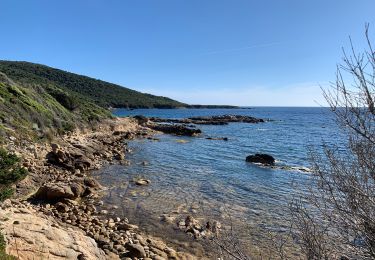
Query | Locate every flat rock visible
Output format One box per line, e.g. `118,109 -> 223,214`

0,206 -> 107,260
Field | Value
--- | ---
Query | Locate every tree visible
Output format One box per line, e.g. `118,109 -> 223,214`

291,25 -> 375,259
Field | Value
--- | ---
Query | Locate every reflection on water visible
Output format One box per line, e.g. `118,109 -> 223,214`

94,108 -> 344,256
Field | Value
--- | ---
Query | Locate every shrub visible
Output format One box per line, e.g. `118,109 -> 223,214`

0,148 -> 27,186
0,186 -> 14,201
291,25 -> 375,259
47,89 -> 80,111
0,148 -> 27,202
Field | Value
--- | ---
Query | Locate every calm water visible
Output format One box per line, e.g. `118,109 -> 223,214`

95,107 -> 344,256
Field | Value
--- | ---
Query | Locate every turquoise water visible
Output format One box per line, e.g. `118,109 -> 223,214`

96,107 -> 344,254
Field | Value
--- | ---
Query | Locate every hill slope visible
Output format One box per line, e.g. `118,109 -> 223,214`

0,71 -> 111,141
0,61 -> 186,109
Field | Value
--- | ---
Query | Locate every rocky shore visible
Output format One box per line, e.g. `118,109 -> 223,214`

0,113 -> 281,259
0,117 -> 199,260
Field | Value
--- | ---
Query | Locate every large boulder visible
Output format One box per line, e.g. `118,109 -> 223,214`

34,180 -> 89,201
246,154 -> 275,165
34,182 -> 76,201
123,243 -> 146,258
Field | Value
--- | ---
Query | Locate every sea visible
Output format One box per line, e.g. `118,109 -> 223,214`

94,107 -> 346,257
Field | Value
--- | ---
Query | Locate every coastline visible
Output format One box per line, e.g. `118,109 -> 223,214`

0,117 -> 202,259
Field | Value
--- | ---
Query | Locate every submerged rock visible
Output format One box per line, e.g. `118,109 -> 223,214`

246,153 -> 275,165
206,137 -> 228,141
134,178 -> 151,186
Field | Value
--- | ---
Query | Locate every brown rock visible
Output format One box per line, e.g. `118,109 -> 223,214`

124,243 -> 147,258
35,182 -> 75,201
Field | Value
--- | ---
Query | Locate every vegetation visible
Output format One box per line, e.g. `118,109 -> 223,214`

0,68 -> 111,139
0,232 -> 16,260
0,60 -> 186,109
0,148 -> 27,201
290,25 -> 375,259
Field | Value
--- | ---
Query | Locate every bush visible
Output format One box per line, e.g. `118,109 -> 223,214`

0,149 -> 27,185
291,25 -> 375,259
0,148 -> 27,202
47,89 -> 80,111
0,187 -> 13,201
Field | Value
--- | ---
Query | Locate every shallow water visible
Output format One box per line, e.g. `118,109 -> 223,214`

95,107 -> 345,256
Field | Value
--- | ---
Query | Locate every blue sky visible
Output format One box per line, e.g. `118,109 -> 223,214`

1,0 -> 375,106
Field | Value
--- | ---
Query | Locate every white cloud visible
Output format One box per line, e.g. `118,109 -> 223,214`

139,83 -> 329,107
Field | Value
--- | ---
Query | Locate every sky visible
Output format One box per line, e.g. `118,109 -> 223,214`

1,1 -> 375,106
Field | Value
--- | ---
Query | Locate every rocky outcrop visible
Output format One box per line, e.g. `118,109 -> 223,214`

34,177 -> 100,201
0,200 -> 107,260
148,114 -> 265,125
147,123 -> 202,136
246,154 -> 275,165
189,115 -> 265,124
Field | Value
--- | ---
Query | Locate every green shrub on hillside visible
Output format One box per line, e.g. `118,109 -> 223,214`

46,88 -> 80,111
0,148 -> 27,201
0,149 -> 27,185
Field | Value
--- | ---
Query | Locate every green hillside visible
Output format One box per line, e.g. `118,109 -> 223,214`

0,71 -> 111,141
0,61 -> 186,109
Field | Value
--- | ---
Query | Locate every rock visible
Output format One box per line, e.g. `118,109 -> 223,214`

185,215 -> 199,227
141,161 -> 149,166
135,178 -> 151,186
149,114 -> 265,125
206,137 -> 228,141
35,182 -> 76,201
51,143 -> 59,152
55,202 -> 69,213
246,153 -> 275,165
118,223 -> 138,231
70,182 -> 85,197
124,243 -> 147,258
147,123 -> 201,136
114,153 -> 125,160
0,206 -> 106,259
74,157 -> 92,171
133,115 -> 149,125
84,178 -> 101,188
